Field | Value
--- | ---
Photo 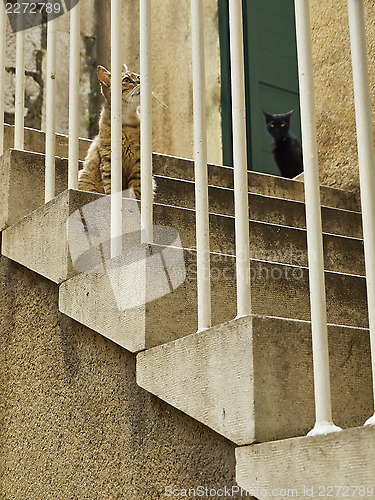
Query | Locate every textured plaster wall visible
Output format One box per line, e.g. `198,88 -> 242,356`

4,20 -> 43,129
3,0 -> 97,139
0,254 -> 243,499
95,0 -> 222,165
4,0 -> 222,159
41,0 -> 98,138
310,0 -> 375,192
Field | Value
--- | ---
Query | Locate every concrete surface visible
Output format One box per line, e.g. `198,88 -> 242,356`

152,203 -> 365,276
236,425 -> 375,499
2,189 -> 103,283
0,149 -> 69,230
1,179 -> 365,287
137,315 -> 372,445
152,153 -> 360,211
0,254 -> 244,499
59,250 -> 237,352
59,246 -> 369,352
0,148 -> 361,243
154,176 -> 362,239
2,130 -> 359,210
3,124 -> 91,161
310,0 -> 375,193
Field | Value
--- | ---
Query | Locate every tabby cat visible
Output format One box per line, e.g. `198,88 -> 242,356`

78,64 -> 150,198
263,109 -> 303,179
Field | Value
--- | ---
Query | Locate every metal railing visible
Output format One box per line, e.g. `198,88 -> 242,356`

294,0 -> 341,437
15,11 -> 25,149
45,12 -> 57,202
0,0 -> 374,435
68,0 -> 80,190
191,0 -> 212,332
229,0 -> 251,319
110,0 -> 123,258
347,0 -> 375,427
0,1 -> 6,155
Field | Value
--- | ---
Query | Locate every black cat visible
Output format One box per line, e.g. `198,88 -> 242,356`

263,110 -> 303,178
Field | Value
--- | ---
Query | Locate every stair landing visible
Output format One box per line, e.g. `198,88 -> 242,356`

236,425 -> 375,499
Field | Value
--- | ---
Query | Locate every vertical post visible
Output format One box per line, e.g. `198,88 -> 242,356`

294,0 -> 341,436
0,1 -> 6,155
45,14 -> 57,203
15,12 -> 25,150
68,0 -> 81,190
228,0 -> 251,318
191,0 -> 212,332
347,0 -> 375,427
140,0 -> 153,244
111,0 -> 123,258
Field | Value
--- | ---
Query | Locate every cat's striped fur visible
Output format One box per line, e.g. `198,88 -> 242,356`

78,64 -> 150,198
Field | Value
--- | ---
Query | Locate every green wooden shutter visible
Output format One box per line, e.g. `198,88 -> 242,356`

219,0 -> 300,175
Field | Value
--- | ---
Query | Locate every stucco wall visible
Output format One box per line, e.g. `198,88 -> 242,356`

6,0 -> 372,189
95,0 -> 222,165
41,0 -> 97,138
4,19 -> 43,129
3,0 -> 97,139
0,253 -> 244,499
310,0 -> 375,192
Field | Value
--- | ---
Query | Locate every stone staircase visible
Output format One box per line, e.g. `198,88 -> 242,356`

1,124 -> 374,498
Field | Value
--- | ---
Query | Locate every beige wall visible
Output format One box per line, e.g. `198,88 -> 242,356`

93,0 -> 375,186
0,256 -> 243,498
4,19 -> 43,129
95,0 -> 222,165
3,1 -> 97,138
3,1 -> 222,160
310,0 -> 375,191
7,0 -> 373,191
42,0 -> 97,139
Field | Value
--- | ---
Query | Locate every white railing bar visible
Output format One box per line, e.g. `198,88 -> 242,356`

15,13 -> 25,150
140,0 -> 153,244
0,1 -> 6,155
110,0 -> 123,258
68,0 -> 81,190
347,0 -> 375,427
228,0 -> 251,318
45,14 -> 57,203
191,0 -> 212,332
294,0 -> 341,437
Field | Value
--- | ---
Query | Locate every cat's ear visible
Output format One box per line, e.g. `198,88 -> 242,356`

97,65 -> 111,87
122,63 -> 129,73
285,109 -> 295,120
263,110 -> 273,123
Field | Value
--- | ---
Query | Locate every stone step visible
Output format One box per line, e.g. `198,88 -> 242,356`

4,185 -> 364,283
0,149 -> 68,230
2,189 -> 102,283
235,426 -> 375,499
2,189 -> 364,289
0,150 -> 362,260
3,123 -> 91,162
153,153 -> 360,211
154,203 -> 365,276
3,125 -> 359,211
58,248 -> 369,353
136,315 -> 372,445
2,189 -> 368,352
155,176 -> 362,239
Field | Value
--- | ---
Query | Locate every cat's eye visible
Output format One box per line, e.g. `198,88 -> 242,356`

123,77 -> 131,84
270,123 -> 274,128
281,123 -> 286,127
